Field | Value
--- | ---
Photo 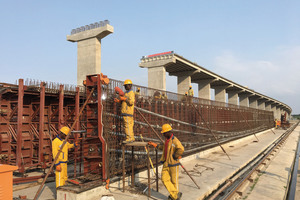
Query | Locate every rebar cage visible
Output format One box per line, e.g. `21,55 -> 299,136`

0,74 -> 274,183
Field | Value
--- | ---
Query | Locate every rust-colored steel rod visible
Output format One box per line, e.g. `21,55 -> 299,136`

39,82 -> 45,164
136,107 -> 200,189
191,104 -> 231,160
239,111 -> 259,141
33,88 -> 95,200
17,79 -> 24,172
135,107 -> 164,142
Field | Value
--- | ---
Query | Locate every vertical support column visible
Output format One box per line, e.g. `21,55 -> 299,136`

58,85 -> 64,129
148,66 -> 166,92
17,79 -> 24,172
249,96 -> 258,109
177,75 -> 191,95
197,79 -> 213,100
276,106 -> 281,120
39,82 -> 45,163
74,87 -> 80,177
214,85 -> 227,103
239,93 -> 249,107
77,38 -> 101,85
227,90 -> 239,105
265,102 -> 272,111
271,104 -> 277,119
96,74 -> 107,180
67,24 -> 114,85
257,99 -> 266,110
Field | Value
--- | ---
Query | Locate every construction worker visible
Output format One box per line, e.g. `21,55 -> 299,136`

188,85 -> 194,97
114,79 -> 135,143
161,93 -> 168,100
181,92 -> 188,102
135,87 -> 140,96
148,124 -> 184,200
52,126 -> 78,188
154,90 -> 161,100
187,85 -> 194,104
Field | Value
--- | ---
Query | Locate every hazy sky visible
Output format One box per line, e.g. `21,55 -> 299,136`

0,1 -> 299,113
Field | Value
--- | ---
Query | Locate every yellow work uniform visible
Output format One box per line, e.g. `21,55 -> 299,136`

188,88 -> 194,96
158,135 -> 184,200
121,89 -> 135,141
52,136 -> 75,188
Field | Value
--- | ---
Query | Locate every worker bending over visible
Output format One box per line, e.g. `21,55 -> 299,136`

115,79 -> 135,143
52,126 -> 78,188
148,124 -> 184,200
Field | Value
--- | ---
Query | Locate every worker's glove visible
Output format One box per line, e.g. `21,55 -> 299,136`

148,141 -> 158,148
173,155 -> 182,160
119,96 -> 127,101
74,139 -> 81,146
114,98 -> 120,103
56,165 -> 62,172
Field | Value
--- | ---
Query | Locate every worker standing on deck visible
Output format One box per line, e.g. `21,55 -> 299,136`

52,126 -> 78,188
187,85 -> 194,104
188,85 -> 194,97
114,79 -> 135,143
135,87 -> 140,96
148,124 -> 184,200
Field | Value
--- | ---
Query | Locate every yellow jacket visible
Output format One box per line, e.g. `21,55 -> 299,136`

52,136 -> 75,166
158,135 -> 184,167
121,89 -> 135,116
188,88 -> 194,96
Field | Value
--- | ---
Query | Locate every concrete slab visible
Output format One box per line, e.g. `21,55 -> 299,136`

58,128 -> 286,200
13,181 -> 56,200
245,125 -> 300,200
13,127 -> 292,200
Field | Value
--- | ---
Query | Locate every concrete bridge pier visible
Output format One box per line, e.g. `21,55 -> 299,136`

196,79 -> 214,100
249,96 -> 259,109
67,22 -> 114,85
227,90 -> 239,105
239,93 -> 250,107
139,53 -> 175,94
169,70 -> 199,95
265,101 -> 272,111
257,99 -> 266,110
148,66 -> 167,92
213,85 -> 228,103
271,104 -> 278,119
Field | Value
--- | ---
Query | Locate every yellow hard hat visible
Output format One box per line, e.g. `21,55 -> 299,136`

60,126 -> 70,135
189,85 -> 192,88
137,87 -> 140,90
124,79 -> 133,85
161,124 -> 172,134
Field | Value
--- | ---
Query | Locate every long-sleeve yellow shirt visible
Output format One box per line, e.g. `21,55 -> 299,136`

52,136 -> 74,166
121,89 -> 135,116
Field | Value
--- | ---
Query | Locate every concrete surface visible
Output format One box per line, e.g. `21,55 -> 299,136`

245,125 -> 300,200
67,24 -> 114,85
295,150 -> 300,200
13,127 -> 298,200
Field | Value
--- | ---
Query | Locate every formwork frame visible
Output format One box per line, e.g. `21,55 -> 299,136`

0,75 -> 274,183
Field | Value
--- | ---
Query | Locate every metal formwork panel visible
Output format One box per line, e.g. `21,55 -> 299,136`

0,75 -> 275,182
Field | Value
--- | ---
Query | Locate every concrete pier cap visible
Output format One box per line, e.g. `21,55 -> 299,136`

139,51 -> 176,92
67,20 -> 114,85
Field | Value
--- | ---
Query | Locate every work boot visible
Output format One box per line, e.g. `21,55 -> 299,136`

167,195 -> 173,200
176,192 -> 182,200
